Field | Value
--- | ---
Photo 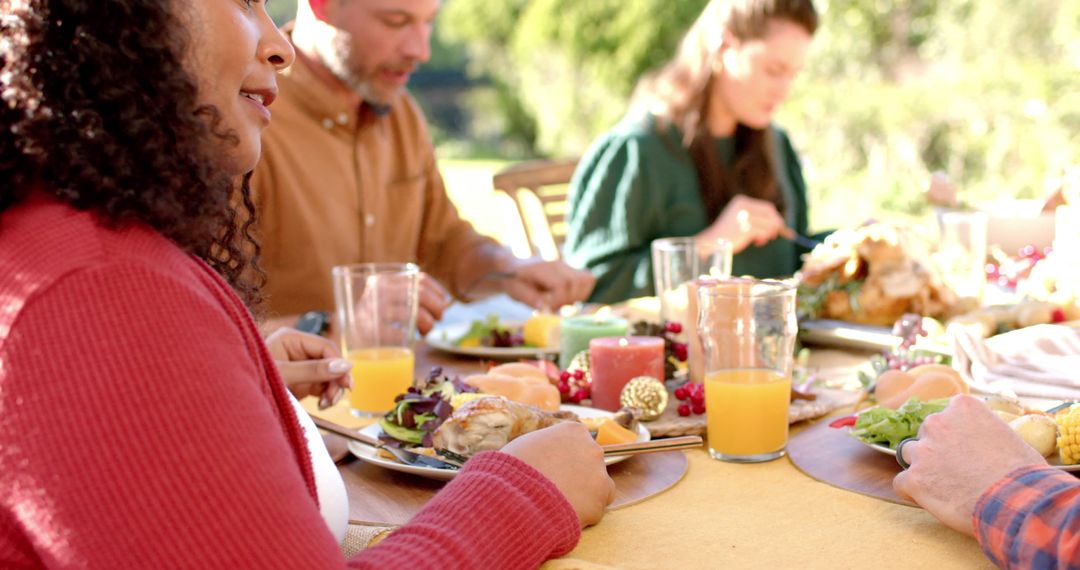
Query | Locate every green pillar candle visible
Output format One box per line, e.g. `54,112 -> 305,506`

559,315 -> 629,368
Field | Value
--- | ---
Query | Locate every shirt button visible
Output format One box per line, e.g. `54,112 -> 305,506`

365,214 -> 376,227
337,113 -> 349,125
322,118 -> 334,130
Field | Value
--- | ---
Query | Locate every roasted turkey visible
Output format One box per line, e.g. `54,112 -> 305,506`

432,396 -> 578,457
798,223 -> 960,326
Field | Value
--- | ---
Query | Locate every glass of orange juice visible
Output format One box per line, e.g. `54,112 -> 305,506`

696,278 -> 797,462
332,263 -> 419,416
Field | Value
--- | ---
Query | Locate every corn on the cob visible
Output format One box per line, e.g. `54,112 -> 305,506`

1055,404 -> 1080,465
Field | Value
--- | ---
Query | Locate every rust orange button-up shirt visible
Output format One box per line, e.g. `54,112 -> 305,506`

251,56 -> 496,316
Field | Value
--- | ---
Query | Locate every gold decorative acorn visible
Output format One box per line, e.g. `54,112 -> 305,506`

620,376 -> 668,421
567,350 -> 592,384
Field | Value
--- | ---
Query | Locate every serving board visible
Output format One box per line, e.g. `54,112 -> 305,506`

337,450 -> 689,525
786,414 -> 916,507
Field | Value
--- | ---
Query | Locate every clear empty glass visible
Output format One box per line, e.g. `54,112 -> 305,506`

937,211 -> 988,302
651,237 -> 733,327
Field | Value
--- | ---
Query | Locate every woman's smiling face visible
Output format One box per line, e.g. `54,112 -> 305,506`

179,0 -> 295,174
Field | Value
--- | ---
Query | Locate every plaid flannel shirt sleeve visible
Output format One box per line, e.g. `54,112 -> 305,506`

974,464 -> 1080,569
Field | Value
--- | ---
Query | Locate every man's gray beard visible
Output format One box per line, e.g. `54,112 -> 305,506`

314,32 -> 382,105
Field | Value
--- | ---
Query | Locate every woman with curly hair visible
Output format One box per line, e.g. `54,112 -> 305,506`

565,0 -> 819,303
0,1 -> 613,567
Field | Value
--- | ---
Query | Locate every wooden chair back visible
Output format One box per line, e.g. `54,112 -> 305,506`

491,159 -> 578,260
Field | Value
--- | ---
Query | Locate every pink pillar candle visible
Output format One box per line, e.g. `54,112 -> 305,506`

589,336 -> 666,411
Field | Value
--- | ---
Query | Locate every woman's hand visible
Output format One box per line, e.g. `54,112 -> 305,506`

264,328 -> 352,408
501,422 -> 616,527
698,195 -> 786,253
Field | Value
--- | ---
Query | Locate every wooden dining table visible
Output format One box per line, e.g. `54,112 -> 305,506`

305,296 -> 996,569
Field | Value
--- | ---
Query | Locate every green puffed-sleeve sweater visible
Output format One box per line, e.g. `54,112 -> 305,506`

565,110 -> 811,304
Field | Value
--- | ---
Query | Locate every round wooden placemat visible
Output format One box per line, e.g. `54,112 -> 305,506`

338,450 -> 690,525
322,432 -> 350,463
786,414 -> 915,507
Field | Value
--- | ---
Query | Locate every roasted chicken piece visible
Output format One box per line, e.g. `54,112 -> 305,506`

432,396 -> 578,457
798,223 -> 959,326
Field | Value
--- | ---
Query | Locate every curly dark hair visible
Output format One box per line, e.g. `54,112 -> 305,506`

0,0 -> 263,306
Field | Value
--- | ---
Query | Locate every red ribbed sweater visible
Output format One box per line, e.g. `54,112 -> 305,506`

0,194 -> 580,568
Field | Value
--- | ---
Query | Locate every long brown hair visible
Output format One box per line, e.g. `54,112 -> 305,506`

0,0 -> 263,306
631,0 -> 818,219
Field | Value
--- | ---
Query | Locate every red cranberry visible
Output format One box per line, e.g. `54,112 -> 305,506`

692,403 -> 706,415
674,387 -> 688,400
690,393 -> 705,405
559,370 -> 571,382
557,381 -> 570,394
665,322 -> 683,334
677,404 -> 691,417
1052,308 -> 1067,323
572,369 -> 585,380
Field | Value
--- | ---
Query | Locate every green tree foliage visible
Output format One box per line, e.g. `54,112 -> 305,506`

781,0 -> 1080,228
443,0 -> 707,153
268,0 -> 298,26
443,0 -> 1080,230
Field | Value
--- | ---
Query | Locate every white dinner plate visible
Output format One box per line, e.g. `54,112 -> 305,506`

425,320 -> 560,360
347,404 -> 651,481
852,432 -> 1080,473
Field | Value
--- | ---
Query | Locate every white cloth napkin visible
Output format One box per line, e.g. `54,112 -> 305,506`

951,322 -> 1080,400
289,395 -> 350,544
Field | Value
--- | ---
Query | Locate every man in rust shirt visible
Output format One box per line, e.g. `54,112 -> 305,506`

252,0 -> 595,332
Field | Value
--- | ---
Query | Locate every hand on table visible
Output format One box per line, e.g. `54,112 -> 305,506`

892,395 -> 1047,536
265,328 -> 352,409
503,260 -> 596,310
501,422 -> 616,527
699,195 -> 786,253
341,272 -> 447,337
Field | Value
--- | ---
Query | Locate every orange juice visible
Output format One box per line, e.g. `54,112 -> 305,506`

705,369 -> 791,459
347,347 -> 415,414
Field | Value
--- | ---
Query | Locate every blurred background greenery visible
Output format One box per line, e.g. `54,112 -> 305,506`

268,0 -> 1080,233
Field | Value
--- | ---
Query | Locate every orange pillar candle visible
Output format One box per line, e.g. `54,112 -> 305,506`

589,336 -> 665,411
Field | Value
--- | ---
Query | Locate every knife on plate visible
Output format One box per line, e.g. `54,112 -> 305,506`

312,415 -> 702,461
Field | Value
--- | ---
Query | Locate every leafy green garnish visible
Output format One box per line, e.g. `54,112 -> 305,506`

453,315 -> 533,348
850,398 -> 950,449
454,315 -> 501,346
378,368 -> 478,447
797,273 -> 864,321
379,418 -> 426,445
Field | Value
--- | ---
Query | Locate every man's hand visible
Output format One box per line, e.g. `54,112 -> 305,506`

925,171 -> 959,208
504,260 -> 596,309
417,273 -> 450,335
265,328 -> 352,408
893,395 -> 1047,535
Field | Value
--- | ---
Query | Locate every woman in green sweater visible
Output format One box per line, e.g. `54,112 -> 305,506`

566,0 -> 819,303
